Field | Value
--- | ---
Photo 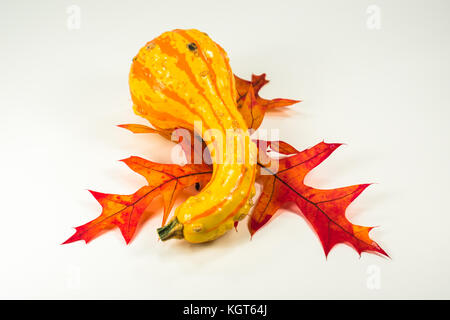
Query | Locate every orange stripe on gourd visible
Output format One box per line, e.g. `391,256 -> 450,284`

175,30 -> 236,118
130,94 -> 193,130
130,58 -> 207,127
183,165 -> 247,224
204,166 -> 257,233
153,34 -> 226,134
215,41 -> 237,103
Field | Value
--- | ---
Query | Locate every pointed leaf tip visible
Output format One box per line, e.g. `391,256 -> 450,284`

88,190 -> 106,202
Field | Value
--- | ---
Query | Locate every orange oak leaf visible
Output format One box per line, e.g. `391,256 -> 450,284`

250,141 -> 387,257
63,157 -> 211,244
234,73 -> 301,130
117,124 -> 162,134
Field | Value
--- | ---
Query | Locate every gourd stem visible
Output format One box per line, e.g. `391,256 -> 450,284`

157,217 -> 184,241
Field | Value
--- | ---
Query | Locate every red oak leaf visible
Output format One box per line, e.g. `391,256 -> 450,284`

63,157 -> 211,244
250,141 -> 387,257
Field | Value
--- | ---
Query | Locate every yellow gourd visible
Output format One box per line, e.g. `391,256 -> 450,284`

129,29 -> 257,243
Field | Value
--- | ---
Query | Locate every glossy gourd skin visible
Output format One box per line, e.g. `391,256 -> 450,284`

129,29 -> 257,243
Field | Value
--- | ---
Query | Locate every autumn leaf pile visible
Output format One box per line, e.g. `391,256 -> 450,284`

64,74 -> 387,258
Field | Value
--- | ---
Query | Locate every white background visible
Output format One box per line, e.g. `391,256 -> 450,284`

1,0 -> 449,299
